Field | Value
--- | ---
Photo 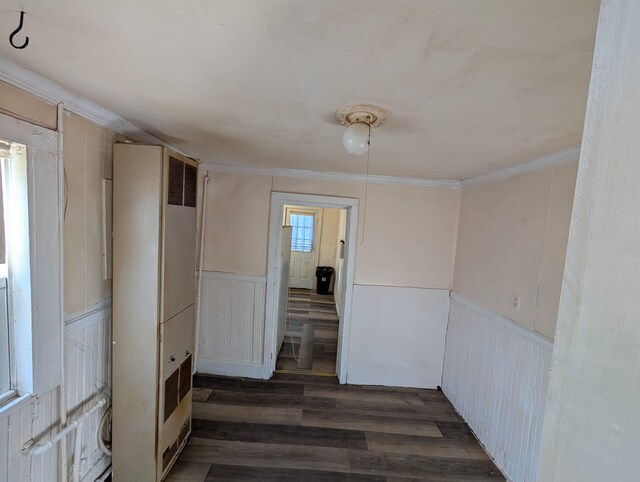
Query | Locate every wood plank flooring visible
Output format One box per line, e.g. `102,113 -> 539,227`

166,373 -> 505,481
276,288 -> 339,375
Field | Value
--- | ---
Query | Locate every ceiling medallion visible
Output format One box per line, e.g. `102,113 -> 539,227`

335,103 -> 387,128
336,103 -> 387,156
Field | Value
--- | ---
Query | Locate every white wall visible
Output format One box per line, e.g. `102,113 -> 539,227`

348,286 -> 450,388
443,294 -> 552,482
198,170 -> 461,386
196,272 -> 265,378
0,308 -> 111,482
538,2 -> 640,480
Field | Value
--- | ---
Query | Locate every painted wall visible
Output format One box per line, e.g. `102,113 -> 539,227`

0,81 -> 112,481
348,286 -> 450,388
317,207 -> 340,268
333,209 -> 347,317
0,80 -> 57,130
202,172 -> 460,288
539,2 -> 640,480
202,172 -> 271,275
454,162 -> 578,339
198,170 -> 460,386
63,111 -> 115,316
444,161 -> 578,480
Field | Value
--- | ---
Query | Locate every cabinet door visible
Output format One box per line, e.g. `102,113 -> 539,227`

158,304 -> 195,476
162,156 -> 198,322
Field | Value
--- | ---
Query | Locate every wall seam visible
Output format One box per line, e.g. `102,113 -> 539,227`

531,169 -> 555,332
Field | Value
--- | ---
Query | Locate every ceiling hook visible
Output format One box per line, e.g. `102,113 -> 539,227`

9,11 -> 30,50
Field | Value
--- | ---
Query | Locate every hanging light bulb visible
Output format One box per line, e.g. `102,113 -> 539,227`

336,104 -> 386,156
343,122 -> 370,155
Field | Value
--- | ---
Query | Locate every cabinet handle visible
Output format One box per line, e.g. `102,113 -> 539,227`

169,356 -> 176,363
185,350 -> 191,357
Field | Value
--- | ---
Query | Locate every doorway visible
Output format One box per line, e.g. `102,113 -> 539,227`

263,193 -> 358,383
276,204 -> 344,375
285,206 -> 322,290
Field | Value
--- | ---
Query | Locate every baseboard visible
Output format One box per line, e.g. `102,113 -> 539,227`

196,358 -> 265,379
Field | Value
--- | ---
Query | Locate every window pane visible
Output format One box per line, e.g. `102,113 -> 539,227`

0,279 -> 9,393
290,213 -> 314,252
0,152 -> 5,265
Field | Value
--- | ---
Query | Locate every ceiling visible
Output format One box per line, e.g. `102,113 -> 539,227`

0,1 -> 600,180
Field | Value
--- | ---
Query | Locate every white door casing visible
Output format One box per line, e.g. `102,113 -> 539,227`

265,193 -> 358,384
285,206 -> 322,290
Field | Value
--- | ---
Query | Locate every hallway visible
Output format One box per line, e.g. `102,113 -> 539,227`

276,288 -> 339,375
167,373 -> 504,481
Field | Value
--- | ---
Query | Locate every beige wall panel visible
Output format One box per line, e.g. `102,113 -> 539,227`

354,184 -> 460,289
532,162 -> 578,338
63,112 -> 87,314
0,81 -> 25,120
63,111 -> 115,315
84,121 -> 107,308
272,177 -> 364,200
318,208 -> 340,267
276,176 -> 459,288
0,80 -> 56,128
454,169 -> 552,328
202,172 -> 271,275
453,164 -> 577,336
204,173 -> 460,288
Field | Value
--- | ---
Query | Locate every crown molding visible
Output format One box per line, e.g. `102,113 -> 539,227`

200,162 -> 462,189
0,53 -> 192,157
461,145 -> 581,188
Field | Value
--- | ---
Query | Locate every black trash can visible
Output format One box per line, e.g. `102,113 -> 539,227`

315,266 -> 334,295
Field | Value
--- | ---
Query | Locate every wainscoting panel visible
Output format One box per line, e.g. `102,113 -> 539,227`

64,306 -> 112,481
347,285 -> 450,389
0,305 -> 111,482
197,272 -> 266,377
442,293 -> 553,482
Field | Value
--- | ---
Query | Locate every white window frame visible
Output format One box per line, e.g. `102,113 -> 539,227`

0,278 -> 11,404
0,111 -> 63,411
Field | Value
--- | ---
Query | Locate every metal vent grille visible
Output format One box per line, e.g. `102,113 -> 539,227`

178,419 -> 190,446
162,441 -> 178,470
164,368 -> 179,422
184,164 -> 197,208
168,157 -> 184,206
179,354 -> 192,401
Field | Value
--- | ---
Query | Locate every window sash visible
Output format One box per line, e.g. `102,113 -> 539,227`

289,213 -> 314,252
0,277 -> 10,396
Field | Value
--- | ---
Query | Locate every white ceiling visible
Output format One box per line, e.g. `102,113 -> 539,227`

0,1 -> 600,179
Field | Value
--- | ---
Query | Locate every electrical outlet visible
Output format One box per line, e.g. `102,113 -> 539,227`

513,295 -> 521,312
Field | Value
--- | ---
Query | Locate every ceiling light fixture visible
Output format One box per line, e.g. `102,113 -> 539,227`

336,104 -> 387,155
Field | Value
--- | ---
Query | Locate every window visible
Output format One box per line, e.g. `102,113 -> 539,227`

289,213 -> 314,252
0,142 -> 11,402
0,140 -> 34,405
0,115 -> 63,406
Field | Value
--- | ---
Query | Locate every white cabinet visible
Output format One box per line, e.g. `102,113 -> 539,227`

112,144 -> 198,481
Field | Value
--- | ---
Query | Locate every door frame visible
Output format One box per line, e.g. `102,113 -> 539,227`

284,205 -> 322,290
263,192 -> 358,383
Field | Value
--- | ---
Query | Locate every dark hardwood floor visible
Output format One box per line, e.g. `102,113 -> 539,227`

166,373 -> 505,481
276,288 -> 339,375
